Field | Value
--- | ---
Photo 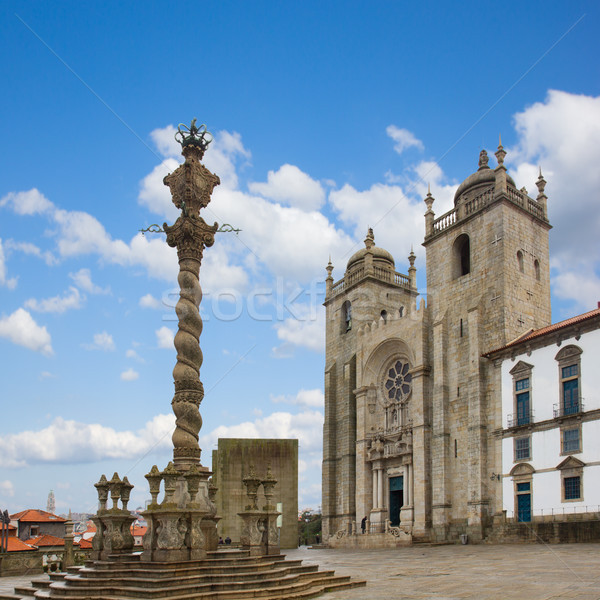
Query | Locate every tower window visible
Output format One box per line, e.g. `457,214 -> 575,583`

452,234 -> 470,278
341,300 -> 352,333
380,310 -> 388,323
534,259 -> 540,281
517,250 -> 524,273
398,306 -> 404,318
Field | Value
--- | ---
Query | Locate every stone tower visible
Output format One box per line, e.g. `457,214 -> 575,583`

322,229 -> 429,540
423,143 -> 551,541
321,142 -> 552,544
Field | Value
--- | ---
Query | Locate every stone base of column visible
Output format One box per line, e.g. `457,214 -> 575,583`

399,505 -> 414,527
368,508 -> 387,533
238,510 -> 280,556
90,512 -> 136,561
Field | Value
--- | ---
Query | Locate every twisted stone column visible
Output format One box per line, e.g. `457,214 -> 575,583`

163,129 -> 220,471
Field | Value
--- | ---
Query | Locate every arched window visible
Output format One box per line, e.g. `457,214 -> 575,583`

341,300 -> 352,333
452,234 -> 470,278
380,310 -> 388,323
517,250 -> 524,273
398,306 -> 404,318
534,259 -> 540,281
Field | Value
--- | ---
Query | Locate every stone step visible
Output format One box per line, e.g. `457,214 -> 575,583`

64,562 -> 319,587
90,555 -> 273,571
46,569 -> 341,598
43,569 -> 348,600
73,559 -> 304,580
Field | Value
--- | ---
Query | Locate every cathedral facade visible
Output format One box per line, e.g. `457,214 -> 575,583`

322,143 -> 552,543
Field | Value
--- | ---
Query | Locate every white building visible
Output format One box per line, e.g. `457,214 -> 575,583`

485,306 -> 600,527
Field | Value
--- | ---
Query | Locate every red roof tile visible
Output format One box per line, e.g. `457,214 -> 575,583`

5,537 -> 36,552
484,307 -> 600,356
10,509 -> 66,523
77,538 -> 93,549
25,534 -> 66,547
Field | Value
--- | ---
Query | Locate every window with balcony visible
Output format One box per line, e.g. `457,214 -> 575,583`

509,361 -> 534,428
555,345 -> 582,418
516,378 -> 531,426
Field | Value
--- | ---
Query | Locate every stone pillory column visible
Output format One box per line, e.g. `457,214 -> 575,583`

163,119 -> 220,471
140,120 -> 221,562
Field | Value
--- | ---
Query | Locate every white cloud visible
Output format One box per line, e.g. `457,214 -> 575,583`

210,187 -> 354,284
329,182 -> 424,265
271,389 -> 324,408
150,124 -> 181,158
199,409 -> 324,455
204,130 -> 251,190
126,349 -> 144,363
138,157 -> 182,220
156,326 -> 175,349
0,188 -> 54,215
0,480 -> 14,497
83,331 -> 115,352
249,164 -> 325,211
120,368 -> 139,381
0,414 -> 175,468
139,293 -> 163,309
508,90 -> 600,312
69,268 -> 110,294
386,125 -> 424,154
274,306 -> 325,353
0,308 -> 53,356
0,239 -> 17,289
4,240 -> 57,265
24,286 -> 83,313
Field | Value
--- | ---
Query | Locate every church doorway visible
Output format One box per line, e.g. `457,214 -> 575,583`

389,476 -> 403,526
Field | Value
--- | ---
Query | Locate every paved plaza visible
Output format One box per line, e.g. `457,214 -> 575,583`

1,544 -> 599,599
287,543 -> 600,600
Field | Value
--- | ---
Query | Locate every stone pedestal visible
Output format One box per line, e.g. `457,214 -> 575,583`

369,508 -> 387,533
91,512 -> 136,561
91,473 -> 136,561
141,463 -> 219,562
238,510 -> 280,556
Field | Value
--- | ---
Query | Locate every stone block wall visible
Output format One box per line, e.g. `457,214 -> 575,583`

212,438 -> 298,549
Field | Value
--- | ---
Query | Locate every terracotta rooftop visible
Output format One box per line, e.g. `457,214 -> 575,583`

25,534 -> 66,547
10,509 -> 66,523
5,537 -> 36,552
485,306 -> 600,357
78,538 -> 93,549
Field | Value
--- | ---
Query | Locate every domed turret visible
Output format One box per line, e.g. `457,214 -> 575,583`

453,149 -> 515,205
347,228 -> 395,272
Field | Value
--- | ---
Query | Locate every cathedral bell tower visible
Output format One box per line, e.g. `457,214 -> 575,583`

423,142 -> 551,541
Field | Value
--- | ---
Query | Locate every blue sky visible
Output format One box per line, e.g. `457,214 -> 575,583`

1,1 -> 599,515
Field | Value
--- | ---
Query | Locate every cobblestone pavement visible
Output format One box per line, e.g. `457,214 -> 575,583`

286,543 -> 600,600
1,545 -> 599,600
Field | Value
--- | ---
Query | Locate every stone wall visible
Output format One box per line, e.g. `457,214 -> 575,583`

212,438 -> 298,549
0,550 -> 42,576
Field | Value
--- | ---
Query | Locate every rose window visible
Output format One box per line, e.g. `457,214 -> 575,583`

384,360 -> 412,402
